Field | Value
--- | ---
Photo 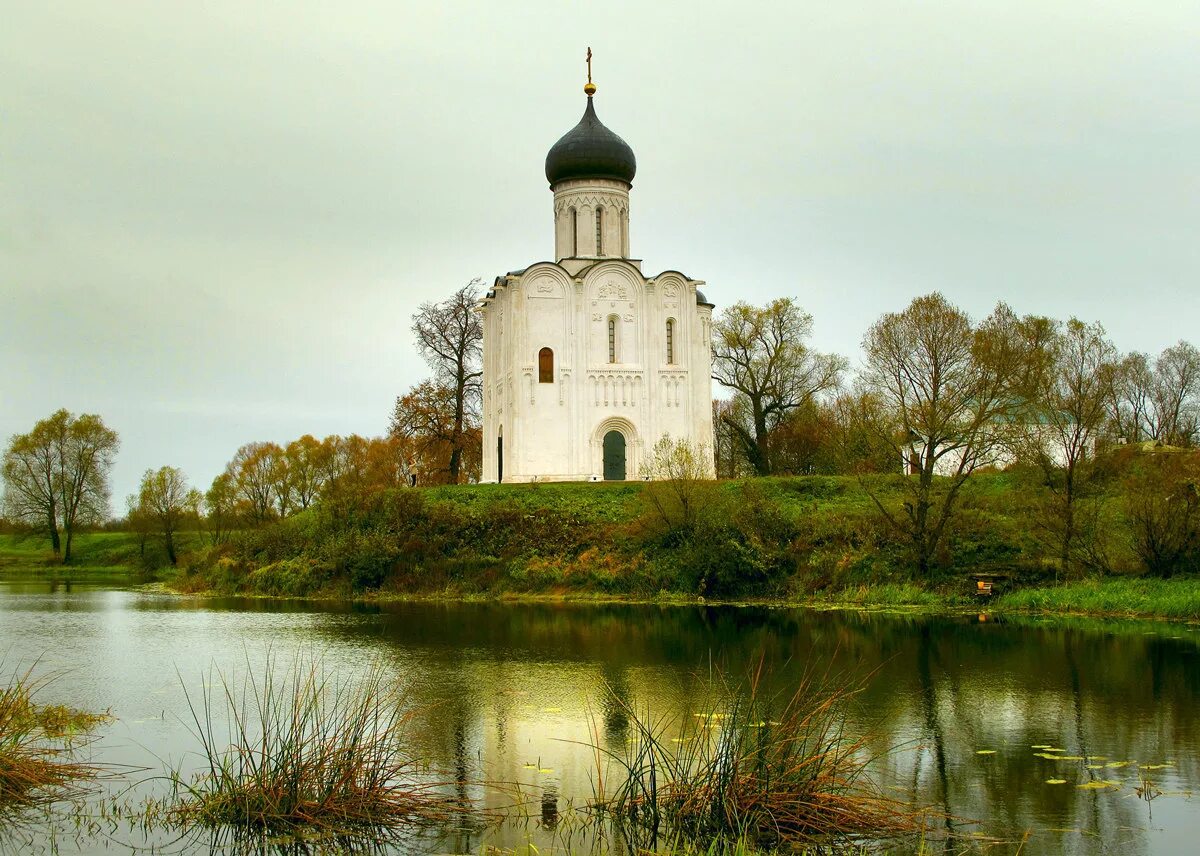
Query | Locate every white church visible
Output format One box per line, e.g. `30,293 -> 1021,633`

480,65 -> 716,483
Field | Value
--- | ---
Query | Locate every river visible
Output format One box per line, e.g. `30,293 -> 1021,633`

1,576 -> 1197,854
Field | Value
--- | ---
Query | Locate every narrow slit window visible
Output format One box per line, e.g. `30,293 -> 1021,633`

666,319 -> 675,364
607,316 -> 617,363
571,208 -> 578,256
538,347 -> 554,383
595,207 -> 603,255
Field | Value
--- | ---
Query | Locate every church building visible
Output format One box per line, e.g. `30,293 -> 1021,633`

481,61 -> 715,482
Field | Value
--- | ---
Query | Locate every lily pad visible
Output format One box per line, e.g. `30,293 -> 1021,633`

976,750 -> 997,755
1046,779 -> 1068,785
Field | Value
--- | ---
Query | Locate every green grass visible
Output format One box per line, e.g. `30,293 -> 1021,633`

0,531 -> 139,568
994,576 -> 1200,621
801,583 -> 955,609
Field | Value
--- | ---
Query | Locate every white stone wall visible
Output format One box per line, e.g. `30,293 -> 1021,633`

482,260 -> 714,481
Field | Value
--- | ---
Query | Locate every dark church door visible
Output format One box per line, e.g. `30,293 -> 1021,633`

497,433 -> 504,483
603,430 -> 626,481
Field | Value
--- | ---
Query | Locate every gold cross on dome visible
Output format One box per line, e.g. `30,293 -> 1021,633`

586,47 -> 592,84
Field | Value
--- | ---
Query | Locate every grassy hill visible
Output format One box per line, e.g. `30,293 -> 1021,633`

6,471 -> 1197,620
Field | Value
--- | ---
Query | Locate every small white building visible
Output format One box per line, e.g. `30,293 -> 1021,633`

480,74 -> 715,482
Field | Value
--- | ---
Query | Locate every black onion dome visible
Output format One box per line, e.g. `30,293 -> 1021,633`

545,97 -> 636,185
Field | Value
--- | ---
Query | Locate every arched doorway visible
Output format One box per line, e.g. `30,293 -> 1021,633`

603,430 -> 626,481
497,426 -> 504,483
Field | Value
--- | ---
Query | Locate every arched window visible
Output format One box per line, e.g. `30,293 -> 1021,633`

607,316 -> 618,363
666,319 -> 676,364
538,347 -> 554,383
595,207 -> 604,255
570,208 -> 578,256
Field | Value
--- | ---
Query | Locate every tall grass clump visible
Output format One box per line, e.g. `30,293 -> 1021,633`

1,663 -> 107,811
167,653 -> 462,840
591,663 -> 927,852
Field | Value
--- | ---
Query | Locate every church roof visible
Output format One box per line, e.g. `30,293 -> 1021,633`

545,96 -> 636,186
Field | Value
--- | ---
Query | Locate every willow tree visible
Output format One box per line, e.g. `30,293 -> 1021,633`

860,294 -> 1034,574
710,298 -> 845,476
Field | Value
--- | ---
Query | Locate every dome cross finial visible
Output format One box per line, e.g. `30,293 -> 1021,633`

584,47 -> 597,96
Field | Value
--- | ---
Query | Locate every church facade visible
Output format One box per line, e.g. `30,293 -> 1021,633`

480,74 -> 715,482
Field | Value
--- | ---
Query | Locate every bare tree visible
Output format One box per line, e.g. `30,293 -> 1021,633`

860,294 -> 1032,574
1150,341 -> 1200,446
1106,351 -> 1154,443
711,298 -> 846,476
712,399 -> 750,479
1107,342 -> 1200,447
135,466 -> 201,566
1,409 -> 119,562
1018,318 -> 1117,579
408,280 -> 484,483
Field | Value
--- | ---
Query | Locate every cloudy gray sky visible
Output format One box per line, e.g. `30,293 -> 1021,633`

3,0 -> 1198,508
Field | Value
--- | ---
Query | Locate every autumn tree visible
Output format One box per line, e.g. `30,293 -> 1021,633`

225,441 -> 284,526
860,294 -> 1034,574
767,399 -> 839,475
404,280 -> 484,483
284,434 -> 329,511
135,466 -> 201,566
390,380 -> 482,484
1,409 -> 119,561
319,434 -> 411,512
1017,318 -> 1117,579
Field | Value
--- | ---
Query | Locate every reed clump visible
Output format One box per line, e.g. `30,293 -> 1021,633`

167,654 -> 462,839
1,664 -> 108,809
592,664 -> 927,852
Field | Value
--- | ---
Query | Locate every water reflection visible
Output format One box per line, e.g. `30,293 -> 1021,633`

0,583 -> 1197,854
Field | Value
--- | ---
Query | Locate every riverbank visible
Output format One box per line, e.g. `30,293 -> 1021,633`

4,473 -> 1198,622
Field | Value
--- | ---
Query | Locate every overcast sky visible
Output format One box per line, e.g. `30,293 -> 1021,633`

3,0 -> 1198,509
